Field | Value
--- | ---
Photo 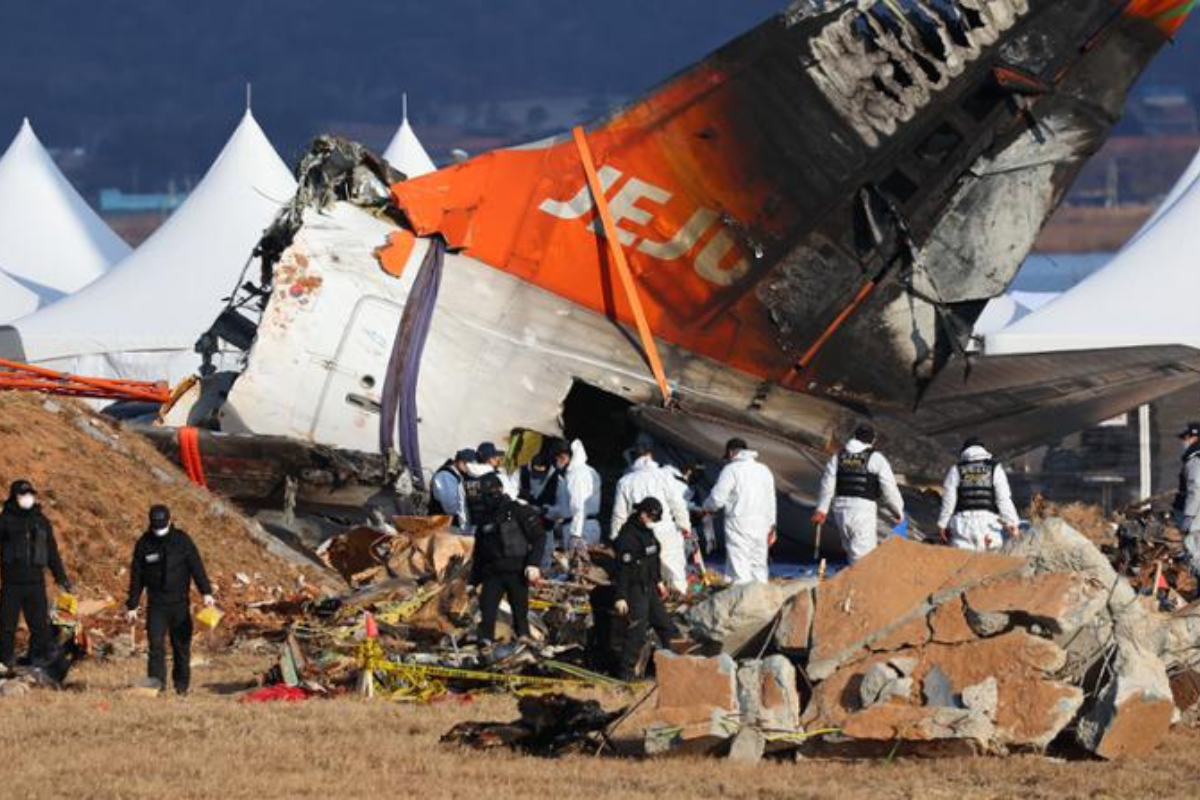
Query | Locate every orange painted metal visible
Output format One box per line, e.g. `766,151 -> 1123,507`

571,126 -> 673,406
793,280 -> 877,377
177,426 -> 208,488
1125,0 -> 1196,34
0,358 -> 170,404
387,61 -> 796,383
376,229 -> 416,278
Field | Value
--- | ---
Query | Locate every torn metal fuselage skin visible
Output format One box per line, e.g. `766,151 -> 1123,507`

175,0 -> 1194,509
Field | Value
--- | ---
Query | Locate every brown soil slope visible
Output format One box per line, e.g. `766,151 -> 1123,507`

0,393 -> 317,605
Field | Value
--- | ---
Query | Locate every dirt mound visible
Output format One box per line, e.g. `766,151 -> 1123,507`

0,393 -> 322,608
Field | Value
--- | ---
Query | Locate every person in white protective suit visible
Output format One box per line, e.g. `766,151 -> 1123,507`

936,438 -> 1020,551
1172,422 -> 1200,574
611,442 -> 692,594
703,438 -> 776,584
812,424 -> 903,564
544,439 -> 603,553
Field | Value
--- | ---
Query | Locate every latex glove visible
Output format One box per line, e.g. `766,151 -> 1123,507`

1006,524 -> 1022,541
656,582 -> 668,600
524,566 -> 541,584
811,511 -> 826,526
614,599 -> 629,616
126,608 -> 139,623
768,528 -> 777,547
202,594 -> 216,608
939,528 -> 949,544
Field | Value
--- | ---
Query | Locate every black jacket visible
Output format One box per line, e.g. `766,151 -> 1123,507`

471,498 -> 546,582
612,517 -> 662,603
125,527 -> 212,608
0,500 -> 70,587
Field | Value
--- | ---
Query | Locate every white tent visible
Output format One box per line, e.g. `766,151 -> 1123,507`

0,268 -> 39,324
986,168 -> 1200,356
383,100 -> 436,178
2,110 -> 297,383
1130,144 -> 1200,243
0,119 -> 130,298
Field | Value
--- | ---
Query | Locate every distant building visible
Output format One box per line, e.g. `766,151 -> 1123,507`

98,187 -> 187,214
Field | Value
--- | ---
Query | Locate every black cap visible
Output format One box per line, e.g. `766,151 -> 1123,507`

454,448 -> 478,463
725,437 -> 748,453
853,424 -> 876,444
549,439 -> 571,458
9,479 -> 35,498
476,442 -> 503,461
962,436 -> 985,451
149,504 -> 171,529
1180,422 -> 1200,440
634,496 -> 663,521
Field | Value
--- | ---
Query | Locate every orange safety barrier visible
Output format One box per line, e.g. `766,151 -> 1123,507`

571,126 -> 673,406
0,357 -> 170,404
177,426 -> 208,488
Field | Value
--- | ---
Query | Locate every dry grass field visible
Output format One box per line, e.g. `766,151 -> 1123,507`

0,654 -> 1196,800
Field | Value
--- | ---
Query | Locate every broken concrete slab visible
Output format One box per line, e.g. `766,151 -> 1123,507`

685,580 -> 809,655
773,587 -> 814,654
929,596 -> 976,644
737,655 -> 801,732
870,613 -> 930,652
839,704 -> 996,750
727,726 -> 766,764
656,652 -> 738,712
963,571 -> 1092,638
807,538 -> 1024,680
859,661 -> 912,708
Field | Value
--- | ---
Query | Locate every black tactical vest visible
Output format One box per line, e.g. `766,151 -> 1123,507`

955,460 -> 999,513
835,449 -> 880,500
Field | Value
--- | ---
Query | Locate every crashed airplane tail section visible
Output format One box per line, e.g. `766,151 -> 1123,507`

387,0 -> 1186,411
166,1 -> 1192,510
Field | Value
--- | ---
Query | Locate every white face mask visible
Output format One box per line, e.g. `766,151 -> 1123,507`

16,494 -> 34,510
153,526 -> 170,537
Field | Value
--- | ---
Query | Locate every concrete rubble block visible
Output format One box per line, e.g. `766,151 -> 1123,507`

1076,647 -> 1175,760
926,597 -> 974,647
807,538 -> 1024,680
839,704 -> 997,750
736,655 -> 801,733
685,580 -> 810,655
963,572 -> 1092,637
805,632 -> 1082,749
859,662 -> 913,708
656,651 -> 739,712
773,587 -> 814,654
727,726 -> 766,764
616,652 -> 740,754
961,677 -> 999,719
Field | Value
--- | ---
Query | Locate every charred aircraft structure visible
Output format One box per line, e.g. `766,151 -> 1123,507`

148,1 -> 1194,536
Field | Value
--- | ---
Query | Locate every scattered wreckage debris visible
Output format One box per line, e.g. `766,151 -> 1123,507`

442,693 -> 623,757
440,517 -> 1200,764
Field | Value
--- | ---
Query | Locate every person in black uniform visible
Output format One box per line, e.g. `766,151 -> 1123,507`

470,474 -> 546,648
612,496 -> 679,680
124,505 -> 214,695
0,479 -> 72,673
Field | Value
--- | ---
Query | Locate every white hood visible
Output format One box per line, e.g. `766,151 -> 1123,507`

631,454 -> 658,472
960,445 -> 993,462
843,439 -> 872,455
733,449 -> 761,462
568,439 -> 589,470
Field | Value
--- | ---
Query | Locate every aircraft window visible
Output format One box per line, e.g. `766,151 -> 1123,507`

360,375 -> 377,390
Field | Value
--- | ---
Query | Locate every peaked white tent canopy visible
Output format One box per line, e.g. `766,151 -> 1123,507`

1130,144 -> 1200,243
0,268 -> 39,324
0,119 -> 130,298
1,110 -> 297,383
383,100 -> 436,178
987,162 -> 1200,356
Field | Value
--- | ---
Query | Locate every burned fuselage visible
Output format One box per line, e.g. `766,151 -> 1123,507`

169,0 -> 1193,508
